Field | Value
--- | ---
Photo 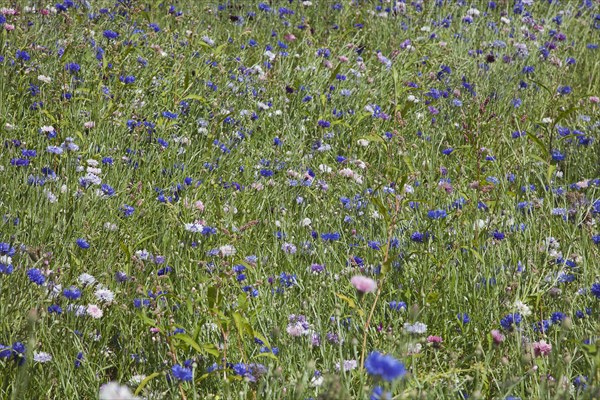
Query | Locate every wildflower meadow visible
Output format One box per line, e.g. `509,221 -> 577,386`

1,1 -> 600,399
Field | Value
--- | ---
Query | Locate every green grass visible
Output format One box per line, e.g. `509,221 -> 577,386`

0,1 -> 599,399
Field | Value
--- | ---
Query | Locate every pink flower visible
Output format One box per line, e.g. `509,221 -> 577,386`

86,304 -> 103,319
284,33 -> 296,42
427,335 -> 443,344
40,9 -> 50,16
350,276 -> 377,293
4,24 -> 15,31
532,340 -> 552,357
590,96 -> 600,104
491,330 -> 505,344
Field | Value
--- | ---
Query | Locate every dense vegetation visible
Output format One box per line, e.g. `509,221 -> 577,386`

0,1 -> 599,398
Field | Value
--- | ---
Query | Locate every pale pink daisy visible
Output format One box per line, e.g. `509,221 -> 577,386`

87,304 -> 103,319
350,276 -> 377,293
532,340 -> 552,357
491,330 -> 505,344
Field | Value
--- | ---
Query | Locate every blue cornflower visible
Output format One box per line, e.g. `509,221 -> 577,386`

427,209 -> 447,219
172,364 -> 193,381
63,286 -> 82,300
557,86 -> 572,95
365,351 -> 406,381
411,232 -> 425,243
321,232 -> 340,241
317,119 -> 331,128
551,150 -> 565,161
76,238 -> 90,249
371,386 -> 391,400
103,30 -> 119,40
101,183 -> 115,197
442,148 -> 454,155
522,66 -> 534,74
500,313 -> 522,330
389,301 -> 407,311
121,205 -> 135,217
16,50 -> 31,61
162,111 -> 178,119
457,313 -> 470,324
65,62 -> 80,73
492,231 -> 505,240
551,312 -> 566,324
590,283 -> 600,299
120,75 -> 135,84
48,305 -> 63,314
27,268 -> 46,285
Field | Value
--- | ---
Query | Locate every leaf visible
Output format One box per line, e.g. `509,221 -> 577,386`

469,248 -> 485,265
380,257 -> 392,277
252,331 -> 270,348
207,286 -> 218,309
232,312 -> 253,338
361,134 -> 385,143
402,155 -> 415,174
137,312 -> 155,327
174,334 -> 220,357
546,164 -> 556,184
371,197 -> 390,228
134,372 -> 161,395
255,352 -> 278,360
40,109 -> 57,123
135,234 -> 158,248
336,293 -> 356,309
526,132 -> 550,160
553,106 -> 579,127
528,79 -> 553,96
327,63 -> 342,86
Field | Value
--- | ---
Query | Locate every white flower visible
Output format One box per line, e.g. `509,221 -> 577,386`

33,352 -> 53,363
40,125 -> 55,132
514,300 -> 532,317
335,359 -> 358,372
78,273 -> 97,285
202,36 -> 215,46
541,117 -> 553,124
44,189 -> 58,203
301,218 -> 312,227
135,249 -> 151,260
404,322 -> 427,334
87,304 -> 103,319
95,287 -> 115,304
104,222 -> 118,231
310,375 -> 324,387
184,222 -> 204,233
319,164 -> 332,173
99,382 -> 139,400
357,139 -> 370,147
219,245 -> 236,257
473,219 -> 487,230
0,255 -> 12,265
38,75 -> 52,83
339,168 -> 354,178
407,343 -> 422,355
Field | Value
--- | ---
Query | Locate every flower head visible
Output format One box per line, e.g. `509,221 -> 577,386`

351,276 -> 377,293
365,351 -> 406,381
